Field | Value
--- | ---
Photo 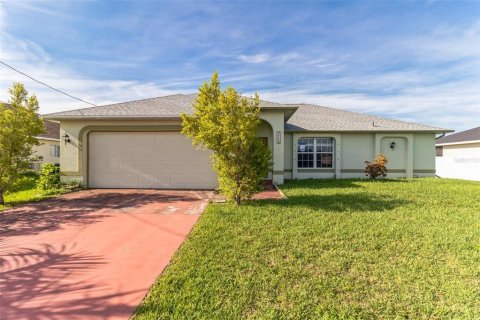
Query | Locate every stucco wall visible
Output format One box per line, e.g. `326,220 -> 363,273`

259,111 -> 285,184
290,132 -> 436,180
60,116 -> 438,185
436,142 -> 480,181
340,133 -> 375,178
284,133 -> 293,179
413,133 -> 436,177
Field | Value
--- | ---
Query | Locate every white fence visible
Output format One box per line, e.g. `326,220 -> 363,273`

436,155 -> 480,181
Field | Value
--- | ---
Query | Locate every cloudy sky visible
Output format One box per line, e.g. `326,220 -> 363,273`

0,0 -> 479,132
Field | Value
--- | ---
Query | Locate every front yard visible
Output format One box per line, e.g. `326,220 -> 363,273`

0,173 -> 64,211
135,178 -> 480,319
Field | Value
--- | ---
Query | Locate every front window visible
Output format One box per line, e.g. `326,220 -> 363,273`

298,138 -> 334,168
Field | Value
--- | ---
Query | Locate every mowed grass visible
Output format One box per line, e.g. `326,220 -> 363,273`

135,178 -> 480,319
0,174 -> 62,211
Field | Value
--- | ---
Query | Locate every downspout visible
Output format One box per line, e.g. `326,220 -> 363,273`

436,132 -> 446,140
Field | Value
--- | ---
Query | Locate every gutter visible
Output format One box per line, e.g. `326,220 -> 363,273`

435,132 -> 447,140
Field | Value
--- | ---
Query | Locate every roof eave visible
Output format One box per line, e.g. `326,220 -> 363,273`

42,115 -> 183,121
436,139 -> 480,146
285,129 -> 453,133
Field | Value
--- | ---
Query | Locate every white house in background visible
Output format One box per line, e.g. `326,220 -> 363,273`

436,127 -> 480,181
31,120 -> 61,170
0,101 -> 61,171
43,94 -> 451,189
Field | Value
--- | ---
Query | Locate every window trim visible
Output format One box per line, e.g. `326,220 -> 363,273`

297,137 -> 335,169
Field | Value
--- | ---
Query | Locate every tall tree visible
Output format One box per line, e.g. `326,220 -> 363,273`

182,72 -> 271,204
0,83 -> 45,204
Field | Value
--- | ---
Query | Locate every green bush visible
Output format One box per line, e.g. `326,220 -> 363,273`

37,163 -> 61,190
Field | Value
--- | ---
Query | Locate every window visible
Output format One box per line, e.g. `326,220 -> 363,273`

298,138 -> 334,168
51,145 -> 60,158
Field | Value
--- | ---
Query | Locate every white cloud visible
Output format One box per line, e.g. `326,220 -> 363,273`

259,81 -> 480,132
0,30 -> 187,114
239,53 -> 271,63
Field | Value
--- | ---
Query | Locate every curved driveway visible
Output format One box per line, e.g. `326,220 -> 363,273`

0,189 -> 213,320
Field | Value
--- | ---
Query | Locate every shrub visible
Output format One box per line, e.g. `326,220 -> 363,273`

62,181 -> 84,193
37,163 -> 61,190
365,154 -> 388,179
181,72 -> 271,205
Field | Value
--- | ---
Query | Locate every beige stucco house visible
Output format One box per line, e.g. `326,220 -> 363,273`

31,120 -> 61,170
43,94 -> 450,189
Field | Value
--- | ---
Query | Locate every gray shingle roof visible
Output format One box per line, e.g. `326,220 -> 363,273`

43,94 -> 291,118
37,120 -> 60,140
43,94 -> 450,132
285,104 -> 449,132
436,127 -> 480,145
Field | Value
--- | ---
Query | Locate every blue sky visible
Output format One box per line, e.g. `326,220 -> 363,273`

0,0 -> 479,131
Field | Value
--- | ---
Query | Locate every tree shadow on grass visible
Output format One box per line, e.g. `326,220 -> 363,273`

254,192 -> 411,213
0,244 -> 140,320
0,191 -> 201,240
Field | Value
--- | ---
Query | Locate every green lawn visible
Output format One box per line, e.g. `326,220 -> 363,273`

135,178 -> 480,319
0,174 -> 64,211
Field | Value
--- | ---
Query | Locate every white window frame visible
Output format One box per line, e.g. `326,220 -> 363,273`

297,137 -> 334,169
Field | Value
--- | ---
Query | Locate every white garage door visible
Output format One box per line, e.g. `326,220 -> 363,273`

88,132 -> 217,189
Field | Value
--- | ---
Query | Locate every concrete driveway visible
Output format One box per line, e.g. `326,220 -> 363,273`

0,189 -> 213,320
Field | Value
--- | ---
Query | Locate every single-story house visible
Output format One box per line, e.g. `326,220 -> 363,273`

31,120 -> 61,170
43,94 -> 451,189
435,127 -> 480,181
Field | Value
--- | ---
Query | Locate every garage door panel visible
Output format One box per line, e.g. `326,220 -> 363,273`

138,174 -> 153,186
169,175 -> 186,188
151,174 -> 170,188
89,132 -> 217,189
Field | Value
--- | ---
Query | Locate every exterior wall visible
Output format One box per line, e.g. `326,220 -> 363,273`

31,138 -> 60,170
413,133 -> 436,177
259,111 -> 285,184
284,133 -> 293,179
436,143 -> 480,181
59,113 -> 285,185
59,115 -> 438,185
289,132 -> 436,180
341,133 -> 374,178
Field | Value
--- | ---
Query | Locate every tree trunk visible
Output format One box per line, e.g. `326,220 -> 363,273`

0,192 -> 4,205
235,195 -> 241,205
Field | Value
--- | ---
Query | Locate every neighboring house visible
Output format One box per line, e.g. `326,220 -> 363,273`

43,94 -> 451,189
435,127 -> 480,181
0,101 -> 60,170
31,120 -> 61,170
